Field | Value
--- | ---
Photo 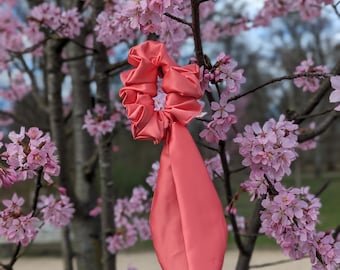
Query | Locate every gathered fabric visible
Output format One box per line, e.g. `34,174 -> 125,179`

120,41 -> 227,270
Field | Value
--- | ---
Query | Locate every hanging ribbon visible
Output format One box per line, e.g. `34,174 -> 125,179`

120,41 -> 227,270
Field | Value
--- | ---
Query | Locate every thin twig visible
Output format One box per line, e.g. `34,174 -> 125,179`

0,170 -> 44,270
228,72 -> 331,103
14,53 -> 49,113
297,112 -> 339,142
314,180 -> 331,197
230,166 -> 247,174
295,61 -> 340,124
105,60 -> 129,75
164,12 -> 192,28
219,140 -> 247,254
294,108 -> 334,121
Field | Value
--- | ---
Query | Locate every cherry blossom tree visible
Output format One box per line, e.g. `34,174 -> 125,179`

0,0 -> 340,270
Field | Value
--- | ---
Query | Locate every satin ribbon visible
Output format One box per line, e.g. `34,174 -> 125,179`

120,41 -> 227,270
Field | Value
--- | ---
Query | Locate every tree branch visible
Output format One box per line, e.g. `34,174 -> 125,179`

295,60 -> 340,124
297,112 -> 339,142
14,53 -> 49,113
219,140 -> 247,254
0,170 -> 44,270
164,12 -> 192,28
228,72 -> 331,103
105,60 -> 129,75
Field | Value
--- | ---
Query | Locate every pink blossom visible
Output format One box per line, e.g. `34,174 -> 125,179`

0,167 -> 18,188
200,116 -> 237,143
293,55 -> 328,92
234,115 -> 299,198
146,161 -> 159,191
330,76 -> 340,111
38,194 -> 75,228
0,194 -> 40,246
2,127 -> 60,183
29,3 -> 83,39
211,94 -> 235,120
83,105 -> 120,144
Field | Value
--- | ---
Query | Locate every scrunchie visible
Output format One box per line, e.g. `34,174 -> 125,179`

120,41 -> 227,270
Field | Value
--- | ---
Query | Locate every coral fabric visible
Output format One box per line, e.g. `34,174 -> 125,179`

120,41 -> 227,270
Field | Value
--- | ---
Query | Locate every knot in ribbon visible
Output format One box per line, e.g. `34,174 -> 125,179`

120,41 -> 227,270
120,41 -> 202,143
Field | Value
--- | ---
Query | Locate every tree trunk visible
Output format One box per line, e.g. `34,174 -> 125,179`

45,39 -> 74,270
93,1 -> 116,269
67,35 -> 102,270
235,200 -> 263,270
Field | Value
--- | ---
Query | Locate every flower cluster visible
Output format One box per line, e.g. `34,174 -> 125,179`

0,194 -> 39,246
145,161 -> 159,192
260,184 -> 340,269
95,0 -> 190,57
29,3 -> 83,38
89,186 -> 151,254
200,53 -> 246,95
311,231 -> 340,269
1,127 -> 60,185
329,76 -> 340,111
293,55 -> 329,92
261,185 -> 321,258
234,115 -> 298,200
37,193 -> 75,228
0,72 -> 32,102
199,93 -> 238,143
83,105 -> 121,144
254,0 -> 333,25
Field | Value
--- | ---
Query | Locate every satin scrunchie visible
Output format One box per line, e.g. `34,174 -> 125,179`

120,41 -> 227,270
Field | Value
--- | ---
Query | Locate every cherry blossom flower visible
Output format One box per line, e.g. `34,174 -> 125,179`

104,186 -> 151,254
2,127 -> 60,184
0,194 -> 40,246
83,105 -> 121,144
38,194 -> 75,228
293,55 -> 328,92
330,76 -> 340,111
234,115 -> 299,199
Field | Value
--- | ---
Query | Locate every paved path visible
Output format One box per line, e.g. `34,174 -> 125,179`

5,250 -> 311,270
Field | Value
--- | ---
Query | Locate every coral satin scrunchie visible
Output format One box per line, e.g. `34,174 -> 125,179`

120,41 -> 227,270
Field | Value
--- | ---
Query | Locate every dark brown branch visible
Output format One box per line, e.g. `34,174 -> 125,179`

105,60 -> 129,75
8,38 -> 49,55
297,112 -> 339,142
164,12 -> 192,28
332,2 -> 340,17
31,169 -> 44,217
196,141 -> 219,152
219,140 -> 247,254
314,180 -> 331,198
14,53 -> 49,113
0,170 -> 44,270
295,61 -> 340,124
191,0 -> 205,66
230,166 -> 247,174
228,72 -> 331,103
294,108 -> 334,121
